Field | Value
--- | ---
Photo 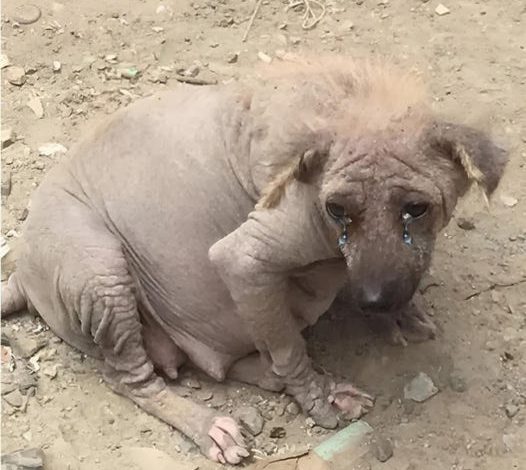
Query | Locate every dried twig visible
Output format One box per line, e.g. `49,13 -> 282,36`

287,0 -> 326,30
174,76 -> 218,86
242,0 -> 263,42
464,278 -> 526,300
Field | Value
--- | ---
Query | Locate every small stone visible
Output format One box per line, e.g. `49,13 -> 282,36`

1,128 -> 15,149
234,406 -> 264,436
504,403 -> 519,418
289,36 -> 301,45
269,426 -> 286,439
285,401 -> 300,416
119,66 -> 139,79
3,389 -> 24,408
456,217 -> 475,230
372,435 -> 394,462
1,170 -> 12,197
10,335 -> 48,359
500,195 -> 518,207
196,390 -> 213,401
1,447 -> 44,468
52,61 -> 61,72
258,52 -> 272,64
226,52 -> 239,64
22,431 -> 32,442
38,143 -> 67,157
6,66 -> 26,86
182,377 -> 201,389
448,373 -> 467,393
435,4 -> 450,15
12,4 -> 42,24
152,26 -> 164,33
183,64 -> 200,77
105,54 -> 118,63
404,372 -> 439,402
305,417 -> 316,428
1,53 -> 10,69
42,364 -> 58,379
27,96 -> 44,119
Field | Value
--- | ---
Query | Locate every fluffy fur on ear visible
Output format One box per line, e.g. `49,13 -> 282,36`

256,149 -> 328,209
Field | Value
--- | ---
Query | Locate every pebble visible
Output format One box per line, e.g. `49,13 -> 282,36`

3,389 -> 24,408
372,435 -> 394,462
38,143 -> 67,157
183,64 -> 200,77
404,372 -> 439,402
42,364 -> 58,379
234,406 -> 264,436
500,195 -> 518,208
182,377 -> 201,389
27,96 -> 44,119
1,170 -> 12,197
305,417 -> 316,428
12,4 -> 42,24
1,448 -> 44,468
456,217 -> 475,230
1,127 -> 15,149
226,52 -> 239,64
258,52 -> 272,64
10,335 -> 48,359
52,61 -> 61,72
504,403 -> 519,419
1,54 -> 10,69
435,4 -> 450,16
196,390 -> 213,401
269,427 -> 286,439
6,66 -> 26,86
285,401 -> 300,416
289,36 -> 301,45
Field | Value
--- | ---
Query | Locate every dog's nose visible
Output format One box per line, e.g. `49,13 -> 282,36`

358,287 -> 392,311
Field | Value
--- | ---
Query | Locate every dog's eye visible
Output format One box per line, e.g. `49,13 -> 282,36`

326,202 -> 345,219
403,202 -> 428,219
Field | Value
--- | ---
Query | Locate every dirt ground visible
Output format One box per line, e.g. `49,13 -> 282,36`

1,0 -> 525,469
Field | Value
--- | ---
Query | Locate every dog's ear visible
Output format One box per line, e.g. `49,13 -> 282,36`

429,122 -> 508,197
293,148 -> 328,183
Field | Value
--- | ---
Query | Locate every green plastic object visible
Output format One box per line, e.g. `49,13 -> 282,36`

314,420 -> 373,461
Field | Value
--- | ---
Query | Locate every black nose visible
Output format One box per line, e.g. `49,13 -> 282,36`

358,287 -> 393,311
358,279 -> 408,312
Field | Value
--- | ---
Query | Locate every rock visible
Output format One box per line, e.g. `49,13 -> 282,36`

118,66 -> 139,79
226,52 -> 239,64
195,390 -> 213,401
3,389 -> 24,408
435,4 -> 450,15
289,36 -> 301,45
1,128 -> 15,149
52,61 -> 61,72
1,53 -> 10,69
12,4 -> 42,24
456,217 -> 475,230
500,194 -> 518,207
1,447 -> 44,469
181,377 -> 201,389
403,372 -> 438,402
2,170 -> 12,197
38,143 -> 67,157
269,427 -> 286,439
10,335 -> 48,359
27,96 -> 44,119
372,435 -> 393,462
258,52 -> 272,64
234,406 -> 264,436
448,372 -> 467,393
6,66 -> 26,86
285,401 -> 300,416
305,417 -> 316,428
504,403 -> 519,418
42,364 -> 58,379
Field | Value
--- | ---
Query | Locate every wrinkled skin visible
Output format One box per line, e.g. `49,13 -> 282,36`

1,58 -> 507,464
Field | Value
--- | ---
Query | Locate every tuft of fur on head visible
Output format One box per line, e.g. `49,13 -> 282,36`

251,55 -> 430,209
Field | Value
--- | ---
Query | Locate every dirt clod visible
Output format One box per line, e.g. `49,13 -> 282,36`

404,372 -> 439,402
5,66 -> 26,86
372,435 -> 394,463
